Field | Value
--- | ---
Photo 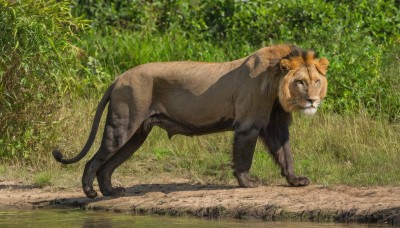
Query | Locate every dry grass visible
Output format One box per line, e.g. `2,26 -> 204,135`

2,99 -> 400,189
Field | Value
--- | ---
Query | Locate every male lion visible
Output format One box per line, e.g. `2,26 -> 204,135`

53,44 -> 329,198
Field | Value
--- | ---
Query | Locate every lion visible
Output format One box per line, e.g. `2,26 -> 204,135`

53,44 -> 329,198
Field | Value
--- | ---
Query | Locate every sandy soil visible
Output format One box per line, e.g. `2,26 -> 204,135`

1,179 -> 400,225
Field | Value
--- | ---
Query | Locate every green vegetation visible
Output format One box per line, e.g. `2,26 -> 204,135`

0,0 -> 90,159
75,0 -> 400,117
0,0 -> 399,188
33,171 -> 53,188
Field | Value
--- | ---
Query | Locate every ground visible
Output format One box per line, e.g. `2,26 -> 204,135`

1,178 -> 400,225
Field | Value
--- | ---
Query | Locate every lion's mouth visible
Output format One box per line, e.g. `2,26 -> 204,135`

301,106 -> 317,115
300,102 -> 318,115
288,99 -> 320,114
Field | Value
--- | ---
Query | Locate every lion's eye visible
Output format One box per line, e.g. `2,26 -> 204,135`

315,79 -> 321,87
296,80 -> 305,87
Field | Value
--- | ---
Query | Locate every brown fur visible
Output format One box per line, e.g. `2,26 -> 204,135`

53,44 -> 329,198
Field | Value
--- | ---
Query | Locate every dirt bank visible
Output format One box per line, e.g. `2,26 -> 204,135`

1,179 -> 400,225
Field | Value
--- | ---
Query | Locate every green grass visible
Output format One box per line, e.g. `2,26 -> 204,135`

52,27 -> 399,188
1,98 -> 400,188
33,172 -> 53,188
291,113 -> 400,186
123,113 -> 400,187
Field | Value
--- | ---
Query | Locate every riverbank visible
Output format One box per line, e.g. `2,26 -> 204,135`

1,178 -> 400,225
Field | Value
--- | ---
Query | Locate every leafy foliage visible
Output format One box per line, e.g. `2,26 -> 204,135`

74,0 -> 400,118
0,0 -> 88,158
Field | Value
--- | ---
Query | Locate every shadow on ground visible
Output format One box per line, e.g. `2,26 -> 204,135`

52,183 -> 236,207
124,183 -> 236,196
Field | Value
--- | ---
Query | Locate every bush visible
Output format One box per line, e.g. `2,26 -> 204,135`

0,0 -> 89,158
74,0 -> 400,119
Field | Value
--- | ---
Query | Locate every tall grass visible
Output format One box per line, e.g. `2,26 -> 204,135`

122,114 -> 400,187
43,29 -> 400,187
291,114 -> 400,186
8,99 -> 399,188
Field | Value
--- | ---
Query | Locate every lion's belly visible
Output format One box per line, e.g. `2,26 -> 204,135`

152,89 -> 235,128
163,99 -> 234,126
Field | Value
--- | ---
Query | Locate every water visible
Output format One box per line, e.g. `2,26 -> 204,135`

0,208 -> 386,228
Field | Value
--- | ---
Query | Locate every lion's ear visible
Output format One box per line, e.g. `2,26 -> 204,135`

246,55 -> 268,78
316,57 -> 329,75
280,59 -> 293,72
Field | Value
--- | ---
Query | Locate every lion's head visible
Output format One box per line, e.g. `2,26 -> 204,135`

278,48 -> 329,115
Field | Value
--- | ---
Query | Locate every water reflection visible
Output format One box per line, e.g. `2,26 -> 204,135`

0,208 -> 386,228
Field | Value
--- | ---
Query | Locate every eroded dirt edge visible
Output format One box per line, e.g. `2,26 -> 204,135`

1,180 -> 400,225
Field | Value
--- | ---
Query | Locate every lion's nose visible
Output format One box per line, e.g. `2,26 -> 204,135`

306,96 -> 317,104
307,98 -> 316,103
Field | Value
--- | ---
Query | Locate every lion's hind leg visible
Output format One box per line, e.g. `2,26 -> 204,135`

232,126 -> 260,188
82,121 -> 144,198
82,105 -> 149,198
96,124 -> 152,197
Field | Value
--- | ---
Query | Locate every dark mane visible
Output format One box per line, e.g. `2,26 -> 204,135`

284,44 -> 319,66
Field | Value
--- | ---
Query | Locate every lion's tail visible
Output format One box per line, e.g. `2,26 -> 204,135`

52,81 -> 116,164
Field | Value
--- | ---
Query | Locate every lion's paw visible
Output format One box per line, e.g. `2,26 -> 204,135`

100,186 -> 126,197
110,187 -> 126,197
288,175 -> 310,187
83,186 -> 98,198
234,172 -> 260,188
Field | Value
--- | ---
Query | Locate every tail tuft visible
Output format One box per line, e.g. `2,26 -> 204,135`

52,150 -> 64,163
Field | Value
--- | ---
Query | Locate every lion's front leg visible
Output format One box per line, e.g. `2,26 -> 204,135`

278,141 -> 310,186
260,129 -> 310,187
259,103 -> 309,187
232,127 -> 260,188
